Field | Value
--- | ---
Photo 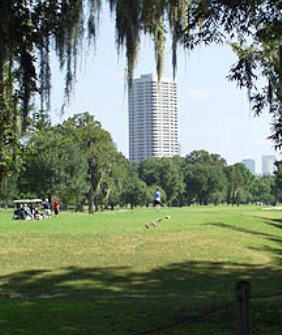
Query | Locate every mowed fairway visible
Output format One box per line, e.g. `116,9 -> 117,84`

0,206 -> 281,334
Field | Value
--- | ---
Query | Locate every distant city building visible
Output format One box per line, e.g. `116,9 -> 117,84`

128,74 -> 179,162
242,159 -> 256,175
261,155 -> 276,175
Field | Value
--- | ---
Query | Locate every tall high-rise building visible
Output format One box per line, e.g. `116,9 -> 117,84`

128,74 -> 179,162
262,155 -> 276,175
241,159 -> 256,175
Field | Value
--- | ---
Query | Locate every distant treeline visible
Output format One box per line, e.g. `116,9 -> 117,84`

1,112 -> 282,212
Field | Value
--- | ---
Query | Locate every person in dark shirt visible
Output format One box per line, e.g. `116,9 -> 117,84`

43,198 -> 51,218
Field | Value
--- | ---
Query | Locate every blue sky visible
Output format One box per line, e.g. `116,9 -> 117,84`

50,7 -> 279,174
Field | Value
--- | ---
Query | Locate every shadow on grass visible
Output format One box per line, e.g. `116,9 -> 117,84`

0,259 -> 282,334
206,222 -> 282,244
1,217 -> 282,334
1,261 -> 278,301
260,216 -> 282,231
206,221 -> 282,268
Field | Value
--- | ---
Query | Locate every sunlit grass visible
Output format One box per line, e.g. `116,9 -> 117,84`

0,205 -> 281,334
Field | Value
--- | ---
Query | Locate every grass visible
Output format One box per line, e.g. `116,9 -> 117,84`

0,205 -> 281,334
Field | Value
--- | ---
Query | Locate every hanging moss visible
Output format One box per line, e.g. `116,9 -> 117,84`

0,0 -> 282,184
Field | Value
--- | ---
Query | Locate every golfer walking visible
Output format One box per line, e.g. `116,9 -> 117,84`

153,189 -> 162,212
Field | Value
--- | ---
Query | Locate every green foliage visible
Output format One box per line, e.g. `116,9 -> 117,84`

18,125 -> 88,205
106,152 -> 129,209
250,175 -> 276,204
0,0 -> 281,184
64,113 -> 125,212
0,0 -> 101,185
0,174 -> 18,206
121,165 -> 147,208
184,150 -> 228,205
274,160 -> 282,202
15,112 -> 127,211
139,157 -> 185,204
3,140 -> 280,208
225,163 -> 254,205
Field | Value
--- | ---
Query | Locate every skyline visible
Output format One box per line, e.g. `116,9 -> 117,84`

49,7 -> 279,174
242,156 -> 276,176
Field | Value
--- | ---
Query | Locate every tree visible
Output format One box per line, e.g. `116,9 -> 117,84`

1,0 -> 281,187
18,125 -> 88,206
0,174 -> 18,209
139,157 -> 185,205
250,175 -> 276,205
225,163 -> 254,205
274,161 -> 282,202
1,0 -> 280,115
18,127 -> 59,199
63,112 -> 124,213
138,158 -> 161,186
17,112 -> 127,211
184,151 -> 228,205
121,165 -> 147,209
0,0 -> 102,186
101,152 -> 129,210
180,1 -> 282,145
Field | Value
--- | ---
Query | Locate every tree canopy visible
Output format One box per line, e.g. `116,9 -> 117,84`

7,139 -> 278,209
0,0 -> 281,185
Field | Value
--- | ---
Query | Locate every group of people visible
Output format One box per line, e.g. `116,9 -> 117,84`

15,204 -> 35,220
14,197 -> 60,220
14,191 -> 161,220
42,197 -> 60,218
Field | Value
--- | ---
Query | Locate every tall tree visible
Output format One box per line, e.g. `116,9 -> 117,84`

63,112 -> 123,213
250,175 -> 275,204
184,150 -> 228,205
106,152 -> 129,210
1,0 -> 281,187
225,163 -> 254,205
139,157 -> 185,205
0,0 -> 102,186
121,165 -> 147,209
18,125 -> 88,205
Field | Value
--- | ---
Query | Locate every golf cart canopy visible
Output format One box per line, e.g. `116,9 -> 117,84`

13,199 -> 43,204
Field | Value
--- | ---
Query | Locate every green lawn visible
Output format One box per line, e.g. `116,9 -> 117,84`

0,205 -> 281,334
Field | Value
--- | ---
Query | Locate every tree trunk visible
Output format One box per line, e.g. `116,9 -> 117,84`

88,190 -> 95,213
76,201 -> 84,212
94,194 -> 99,212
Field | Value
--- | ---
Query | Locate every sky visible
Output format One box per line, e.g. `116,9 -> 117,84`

50,6 -> 279,174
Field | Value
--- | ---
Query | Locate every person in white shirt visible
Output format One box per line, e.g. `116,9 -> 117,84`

153,189 -> 162,212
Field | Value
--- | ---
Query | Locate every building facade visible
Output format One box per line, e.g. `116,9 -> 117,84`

261,155 -> 276,175
128,74 -> 179,162
241,159 -> 256,175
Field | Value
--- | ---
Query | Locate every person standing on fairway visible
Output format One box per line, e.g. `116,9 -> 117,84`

53,197 -> 60,217
153,189 -> 162,212
43,198 -> 51,218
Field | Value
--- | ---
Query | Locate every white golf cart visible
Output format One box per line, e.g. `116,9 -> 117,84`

13,199 -> 43,220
